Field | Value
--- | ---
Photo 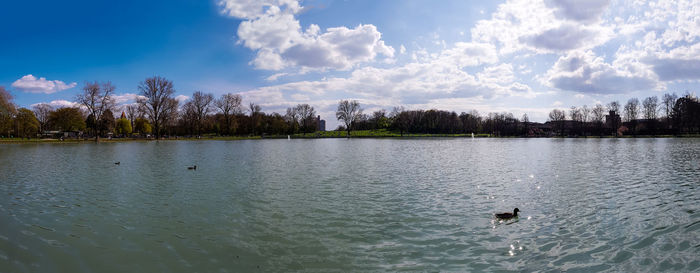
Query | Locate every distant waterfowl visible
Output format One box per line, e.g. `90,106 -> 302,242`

187,165 -> 197,170
495,208 -> 519,220
114,162 -> 120,165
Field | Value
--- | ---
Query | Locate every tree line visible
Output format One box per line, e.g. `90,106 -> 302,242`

332,94 -> 699,137
1,76 -> 698,139
0,77 -> 323,139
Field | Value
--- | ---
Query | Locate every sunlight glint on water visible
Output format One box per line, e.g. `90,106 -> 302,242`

0,138 -> 698,272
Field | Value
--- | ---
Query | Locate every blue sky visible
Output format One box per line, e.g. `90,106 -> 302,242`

2,0 -> 698,128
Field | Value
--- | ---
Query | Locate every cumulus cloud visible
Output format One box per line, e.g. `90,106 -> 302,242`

650,58 -> 700,81
438,42 -> 499,68
543,50 -> 660,94
175,95 -> 190,102
546,0 -> 611,23
610,0 -> 700,81
471,0 -> 613,55
11,74 -> 77,94
112,93 -> 147,104
220,0 -> 393,71
520,24 -> 599,52
30,100 -> 82,109
217,0 -> 301,19
214,0 -> 700,121
238,43 -> 535,111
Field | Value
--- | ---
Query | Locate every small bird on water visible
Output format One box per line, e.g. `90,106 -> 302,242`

114,162 -> 120,165
495,208 -> 519,220
187,165 -> 197,170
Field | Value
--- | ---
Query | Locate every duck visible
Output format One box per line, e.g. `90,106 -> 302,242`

114,162 -> 120,165
187,165 -> 197,170
495,208 -> 519,220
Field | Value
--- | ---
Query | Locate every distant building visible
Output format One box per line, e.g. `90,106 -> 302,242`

316,115 -> 326,131
605,110 -> 621,130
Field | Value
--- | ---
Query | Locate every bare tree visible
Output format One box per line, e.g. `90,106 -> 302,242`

214,93 -> 242,135
32,103 -> 53,133
624,98 -> 640,122
390,106 -> 410,135
580,105 -> 590,123
521,113 -> 529,123
592,104 -> 605,123
180,100 -> 197,134
548,109 -> 566,121
642,96 -> 659,120
336,100 -> 362,137
592,104 -> 605,135
126,104 -> 138,130
295,104 -> 316,135
521,113 -> 530,136
285,106 -> 300,134
76,81 -> 116,140
137,76 -> 177,139
661,93 -> 677,118
249,102 -> 262,135
569,106 -> 582,122
548,109 -> 566,136
161,97 -> 179,136
189,91 -> 214,136
607,101 -> 620,113
624,98 -> 640,134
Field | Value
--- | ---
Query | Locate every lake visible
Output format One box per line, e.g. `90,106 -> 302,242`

1,138 -> 699,272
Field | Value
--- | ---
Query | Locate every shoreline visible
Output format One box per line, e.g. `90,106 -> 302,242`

1,132 -> 698,144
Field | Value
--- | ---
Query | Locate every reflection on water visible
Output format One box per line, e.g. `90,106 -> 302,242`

0,138 -> 699,272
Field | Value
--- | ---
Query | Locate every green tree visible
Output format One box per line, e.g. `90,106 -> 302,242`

0,86 -> 16,137
99,109 -> 116,136
134,117 -> 152,135
15,108 -> 39,138
115,117 -> 132,136
49,107 -> 86,132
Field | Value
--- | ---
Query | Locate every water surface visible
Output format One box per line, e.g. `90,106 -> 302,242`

1,138 -> 699,272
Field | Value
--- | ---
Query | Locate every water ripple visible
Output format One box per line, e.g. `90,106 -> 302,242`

0,139 -> 698,272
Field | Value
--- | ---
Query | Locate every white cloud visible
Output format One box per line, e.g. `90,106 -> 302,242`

217,0 -> 301,19
222,0 -> 393,71
11,74 -> 77,94
610,0 -> 700,81
213,0 -> 700,124
546,0 -> 611,23
175,95 -> 190,102
438,42 -> 499,68
289,93 -> 310,101
237,41 -> 535,111
112,93 -> 147,104
471,0 -> 613,55
519,23 -> 604,52
30,100 -> 82,109
543,50 -> 661,94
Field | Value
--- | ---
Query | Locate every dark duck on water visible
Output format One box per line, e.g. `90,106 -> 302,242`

495,208 -> 519,220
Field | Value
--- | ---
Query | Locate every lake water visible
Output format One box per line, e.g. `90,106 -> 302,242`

0,138 -> 699,272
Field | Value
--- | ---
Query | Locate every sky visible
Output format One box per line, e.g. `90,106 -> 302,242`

1,0 -> 699,128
